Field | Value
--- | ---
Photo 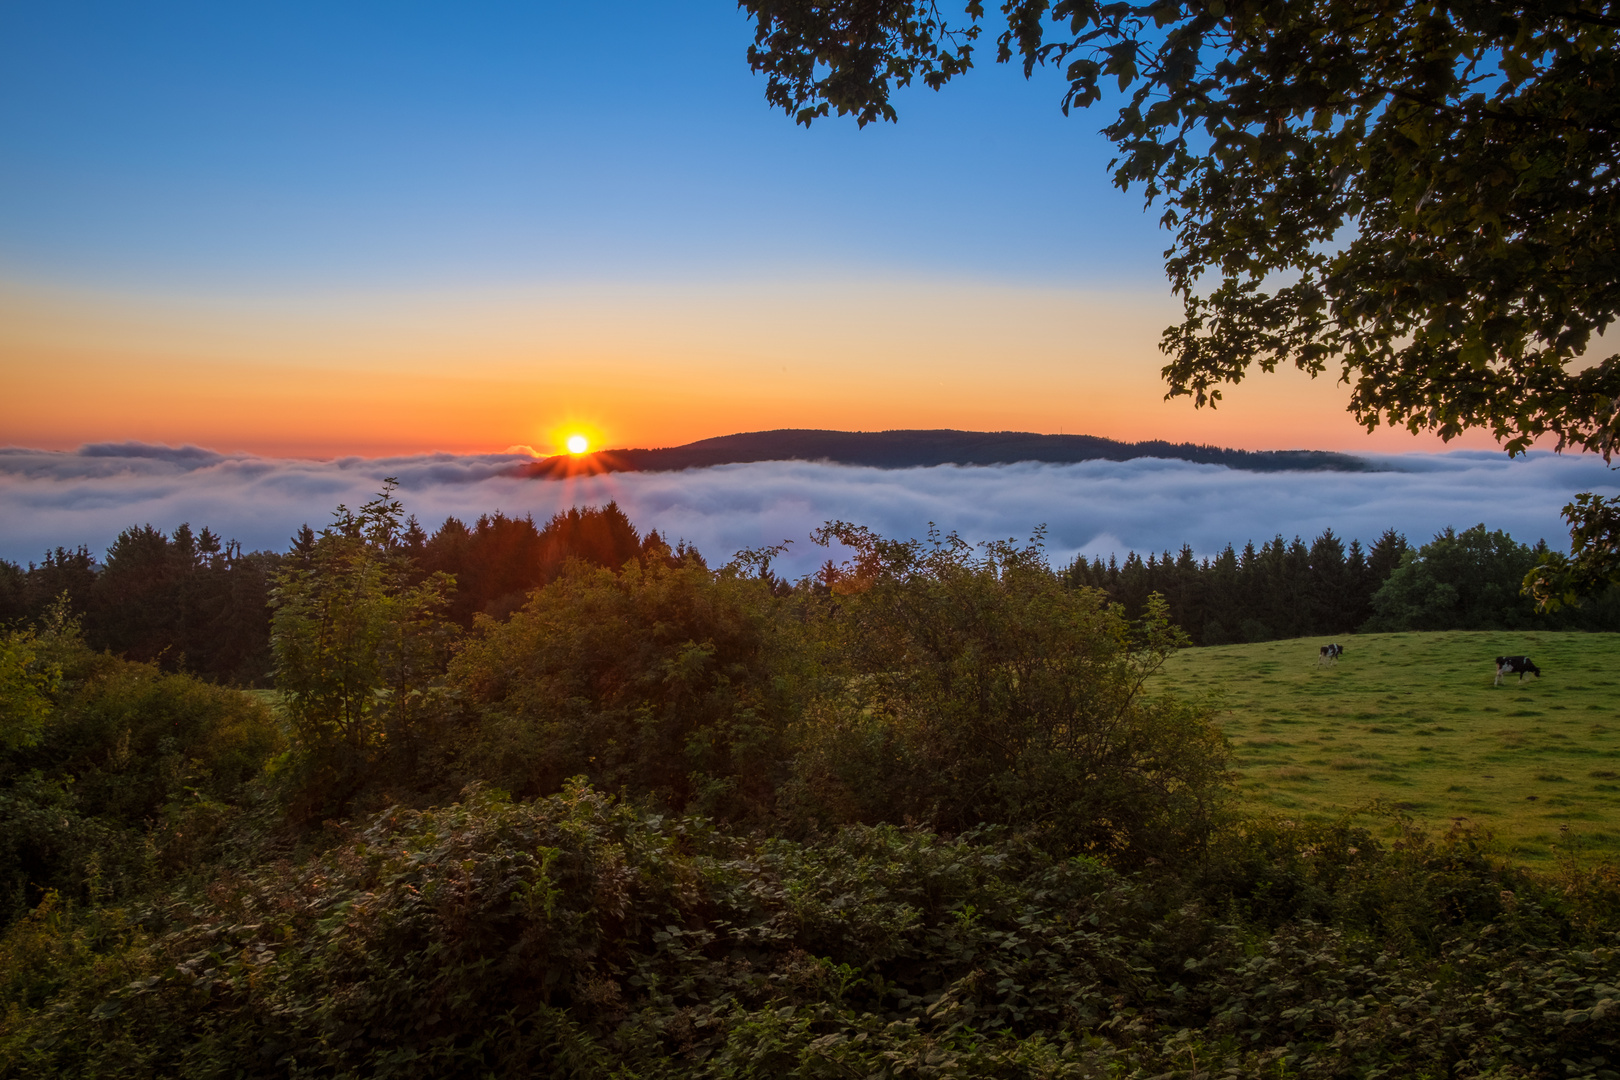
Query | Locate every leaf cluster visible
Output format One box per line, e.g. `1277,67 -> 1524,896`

1527,492 -> 1620,610
746,0 -> 985,126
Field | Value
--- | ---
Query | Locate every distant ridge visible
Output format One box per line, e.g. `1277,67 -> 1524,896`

514,429 -> 1372,477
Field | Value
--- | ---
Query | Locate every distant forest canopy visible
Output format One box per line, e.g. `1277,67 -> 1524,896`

1067,524 -> 1620,645
0,504 -> 701,687
3,505 -> 1616,685
514,428 -> 1373,476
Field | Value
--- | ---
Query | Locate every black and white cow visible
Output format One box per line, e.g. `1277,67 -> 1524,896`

1318,643 -> 1344,666
1494,655 -> 1541,686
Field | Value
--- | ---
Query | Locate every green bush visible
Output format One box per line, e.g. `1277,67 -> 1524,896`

449,522 -> 1230,862
786,525 -> 1231,865
0,622 -> 280,922
3,783 -> 1615,1079
452,551 -> 797,822
0,626 -> 58,752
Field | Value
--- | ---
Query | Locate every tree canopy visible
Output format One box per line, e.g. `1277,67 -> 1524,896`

741,0 -> 1620,591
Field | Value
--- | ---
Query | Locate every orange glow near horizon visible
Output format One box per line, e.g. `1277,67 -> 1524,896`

549,421 -> 606,459
0,278 -> 1522,459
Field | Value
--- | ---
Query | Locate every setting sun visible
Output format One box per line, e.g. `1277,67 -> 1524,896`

566,434 -> 589,454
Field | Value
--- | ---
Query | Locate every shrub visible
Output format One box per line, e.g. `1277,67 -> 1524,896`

0,626 -> 58,753
452,552 -> 797,822
0,621 -> 279,922
3,784 -> 1616,1079
786,525 -> 1231,865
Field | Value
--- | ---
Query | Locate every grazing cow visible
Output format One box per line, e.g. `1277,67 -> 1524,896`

1494,656 -> 1541,686
1318,643 -> 1344,667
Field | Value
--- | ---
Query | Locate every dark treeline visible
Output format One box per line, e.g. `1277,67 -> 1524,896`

0,527 -> 279,686
406,502 -> 704,626
1067,528 -> 1408,643
8,510 -> 1620,690
0,502 -> 696,685
1067,524 -> 1620,644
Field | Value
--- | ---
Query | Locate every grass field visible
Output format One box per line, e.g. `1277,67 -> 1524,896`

1153,631 -> 1620,865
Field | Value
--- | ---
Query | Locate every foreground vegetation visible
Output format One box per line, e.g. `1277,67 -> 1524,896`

3,493 -> 1618,1077
1156,632 -> 1620,864
4,786 -> 1617,1078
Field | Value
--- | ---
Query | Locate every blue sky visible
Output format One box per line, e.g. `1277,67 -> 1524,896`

0,1 -> 1521,458
0,0 -> 1164,291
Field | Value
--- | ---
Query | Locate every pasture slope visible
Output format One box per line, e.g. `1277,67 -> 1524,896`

1154,631 -> 1620,865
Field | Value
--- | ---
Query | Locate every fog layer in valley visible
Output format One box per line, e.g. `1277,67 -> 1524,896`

2,443 -> 1615,572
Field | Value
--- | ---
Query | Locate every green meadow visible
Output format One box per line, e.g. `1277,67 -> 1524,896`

1155,631 -> 1620,864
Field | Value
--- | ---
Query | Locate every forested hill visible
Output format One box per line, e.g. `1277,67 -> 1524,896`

513,428 -> 1373,476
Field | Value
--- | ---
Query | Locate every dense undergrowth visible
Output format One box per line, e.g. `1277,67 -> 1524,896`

2,493 -> 1618,1077
3,785 -> 1617,1077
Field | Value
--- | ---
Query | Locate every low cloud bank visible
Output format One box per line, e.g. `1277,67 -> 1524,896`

2,444 -> 1615,575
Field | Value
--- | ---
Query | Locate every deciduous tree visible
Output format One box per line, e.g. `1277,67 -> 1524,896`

270,481 -> 456,800
742,0 -> 1620,593
1364,523 -> 1542,630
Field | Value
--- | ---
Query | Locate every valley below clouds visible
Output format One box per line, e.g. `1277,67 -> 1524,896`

2,443 -> 1616,574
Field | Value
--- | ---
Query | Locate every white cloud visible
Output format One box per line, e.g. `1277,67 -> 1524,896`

0,444 -> 1615,574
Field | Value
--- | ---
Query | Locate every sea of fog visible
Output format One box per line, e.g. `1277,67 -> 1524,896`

1,443 -> 1616,574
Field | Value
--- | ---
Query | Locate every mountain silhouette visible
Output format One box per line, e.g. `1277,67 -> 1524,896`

512,429 -> 1373,479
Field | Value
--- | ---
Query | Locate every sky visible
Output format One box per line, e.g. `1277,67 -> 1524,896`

0,0 -> 1515,457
